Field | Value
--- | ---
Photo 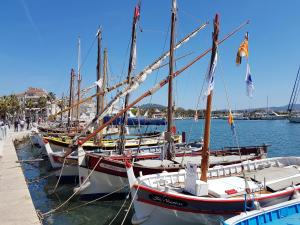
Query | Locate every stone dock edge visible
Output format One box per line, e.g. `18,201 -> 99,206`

0,130 -> 41,225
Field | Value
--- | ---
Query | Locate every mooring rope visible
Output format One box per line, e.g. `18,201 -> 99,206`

120,184 -> 140,225
51,156 -> 67,194
41,156 -> 102,217
108,191 -> 131,225
27,172 -> 56,184
46,185 -> 129,218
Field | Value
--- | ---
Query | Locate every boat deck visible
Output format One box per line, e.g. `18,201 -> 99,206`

134,154 -> 257,168
139,158 -> 300,199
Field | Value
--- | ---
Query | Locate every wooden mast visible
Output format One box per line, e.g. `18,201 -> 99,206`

96,29 -> 102,116
60,92 -> 64,124
94,29 -> 102,144
51,23 -> 209,119
99,48 -> 107,140
166,0 -> 177,160
67,68 -> 75,128
77,18 -> 249,146
76,37 -> 81,124
200,14 -> 220,182
119,2 -> 140,154
101,49 -> 107,118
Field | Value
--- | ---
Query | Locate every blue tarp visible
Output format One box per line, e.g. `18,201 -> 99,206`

103,116 -> 166,126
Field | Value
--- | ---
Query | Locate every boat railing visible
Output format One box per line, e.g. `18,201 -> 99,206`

139,157 -> 300,188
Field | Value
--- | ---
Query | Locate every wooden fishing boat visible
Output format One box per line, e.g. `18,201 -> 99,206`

44,132 -> 181,151
76,144 -> 267,198
127,157 -> 300,225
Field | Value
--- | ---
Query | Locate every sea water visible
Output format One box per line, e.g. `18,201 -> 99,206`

17,119 -> 300,225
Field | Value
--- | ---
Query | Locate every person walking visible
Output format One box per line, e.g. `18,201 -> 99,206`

26,117 -> 30,130
20,119 -> 25,131
0,120 -> 4,140
3,121 -> 8,139
14,120 -> 18,132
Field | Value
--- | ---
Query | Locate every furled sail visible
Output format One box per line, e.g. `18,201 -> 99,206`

72,22 -> 208,143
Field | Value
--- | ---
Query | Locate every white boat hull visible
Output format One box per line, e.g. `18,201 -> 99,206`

55,165 -> 78,182
132,206 -> 231,225
128,157 -> 300,225
77,166 -> 128,198
30,132 -> 45,152
289,116 -> 300,123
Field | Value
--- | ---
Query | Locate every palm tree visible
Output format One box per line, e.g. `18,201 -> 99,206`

37,97 -> 47,119
0,96 -> 8,120
25,99 -> 34,121
47,92 -> 56,103
7,95 -> 20,119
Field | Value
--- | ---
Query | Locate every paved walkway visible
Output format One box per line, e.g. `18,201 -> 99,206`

0,130 -> 41,225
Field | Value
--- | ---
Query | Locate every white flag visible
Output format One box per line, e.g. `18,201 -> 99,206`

95,78 -> 103,88
172,0 -> 177,13
245,63 -> 254,97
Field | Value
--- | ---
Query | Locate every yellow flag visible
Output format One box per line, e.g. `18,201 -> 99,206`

236,32 -> 249,65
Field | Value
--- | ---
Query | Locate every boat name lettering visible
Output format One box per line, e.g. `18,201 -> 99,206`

149,194 -> 187,207
99,163 -> 126,172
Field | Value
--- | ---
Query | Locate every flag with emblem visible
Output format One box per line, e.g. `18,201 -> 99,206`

236,32 -> 249,65
245,63 -> 254,97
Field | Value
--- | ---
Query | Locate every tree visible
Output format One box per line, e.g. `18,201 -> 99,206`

38,97 -> 47,108
25,99 -> 34,121
37,97 -> 47,119
25,99 -> 34,109
0,95 -> 21,120
47,92 -> 56,103
0,96 -> 8,120
7,95 -> 20,117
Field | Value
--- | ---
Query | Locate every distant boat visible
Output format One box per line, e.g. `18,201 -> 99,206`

223,197 -> 300,225
221,112 -> 249,120
262,111 -> 288,120
174,116 -> 184,120
289,116 -> 300,123
287,65 -> 300,123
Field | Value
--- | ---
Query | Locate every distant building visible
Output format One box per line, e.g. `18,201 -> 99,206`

79,99 -> 96,121
152,109 -> 166,119
16,87 -> 50,120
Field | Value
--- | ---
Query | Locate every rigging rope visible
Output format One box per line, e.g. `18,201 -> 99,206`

219,54 -> 253,205
180,70 -> 207,165
78,35 -> 97,72
137,19 -> 171,154
219,55 -> 242,159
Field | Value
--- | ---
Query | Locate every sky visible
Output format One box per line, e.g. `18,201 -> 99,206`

0,0 -> 300,110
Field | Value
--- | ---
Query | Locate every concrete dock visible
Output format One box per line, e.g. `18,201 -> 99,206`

0,130 -> 41,225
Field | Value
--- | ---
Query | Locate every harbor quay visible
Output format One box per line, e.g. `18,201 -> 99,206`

0,129 -> 41,225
